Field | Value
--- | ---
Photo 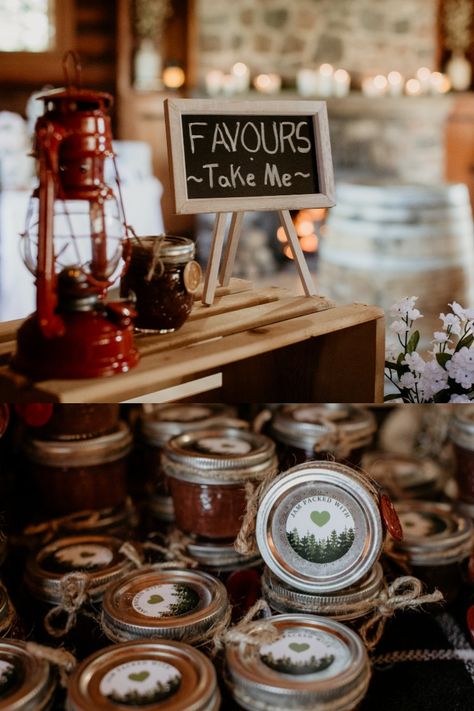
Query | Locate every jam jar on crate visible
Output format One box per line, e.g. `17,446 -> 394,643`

0,639 -> 57,710
121,235 -> 201,333
225,613 -> 371,711
361,451 -> 446,501
450,406 -> 474,504
269,404 -> 376,470
66,639 -> 220,710
394,500 -> 474,603
162,427 -> 277,540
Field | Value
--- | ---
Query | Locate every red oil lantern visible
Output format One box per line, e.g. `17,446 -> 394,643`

13,53 -> 139,379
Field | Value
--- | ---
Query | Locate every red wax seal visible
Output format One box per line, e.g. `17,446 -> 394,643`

467,605 -> 474,646
14,403 -> 54,427
380,493 -> 403,541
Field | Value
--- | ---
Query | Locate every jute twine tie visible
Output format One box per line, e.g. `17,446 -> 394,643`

44,572 -> 91,638
212,599 -> 277,657
144,235 -> 165,281
314,415 -> 377,461
25,641 -> 77,687
23,511 -> 102,545
234,468 -> 280,556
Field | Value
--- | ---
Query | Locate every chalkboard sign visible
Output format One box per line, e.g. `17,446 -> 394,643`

164,99 -> 335,214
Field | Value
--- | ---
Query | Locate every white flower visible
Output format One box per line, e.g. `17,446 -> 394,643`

389,320 -> 410,335
449,394 -> 472,403
403,352 -> 426,373
449,302 -> 467,319
419,361 -> 449,400
433,331 -> 450,344
389,297 -> 418,318
399,372 -> 417,389
439,313 -> 462,335
386,345 -> 401,362
446,347 -> 474,389
407,308 -> 423,321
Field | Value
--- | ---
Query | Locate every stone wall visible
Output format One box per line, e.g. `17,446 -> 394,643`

196,0 -> 439,84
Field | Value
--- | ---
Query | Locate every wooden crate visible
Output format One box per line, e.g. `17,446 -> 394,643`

0,279 -> 384,403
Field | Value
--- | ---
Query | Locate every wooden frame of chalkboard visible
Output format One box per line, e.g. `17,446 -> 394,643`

164,98 -> 335,214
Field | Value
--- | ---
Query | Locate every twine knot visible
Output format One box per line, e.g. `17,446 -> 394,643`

25,641 -> 77,687
44,572 -> 90,638
119,541 -> 144,569
212,599 -> 277,656
145,235 -> 165,281
314,415 -> 376,461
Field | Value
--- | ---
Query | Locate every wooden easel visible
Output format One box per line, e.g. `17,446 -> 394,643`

202,209 -> 316,305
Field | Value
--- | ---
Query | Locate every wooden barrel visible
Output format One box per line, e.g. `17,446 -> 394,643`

318,182 -> 474,344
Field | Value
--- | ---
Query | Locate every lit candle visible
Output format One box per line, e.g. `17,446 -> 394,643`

430,71 -> 451,94
416,66 -> 432,93
231,62 -> 250,92
405,78 -> 422,96
205,69 -> 224,96
253,73 -> 281,94
162,65 -> 186,90
296,68 -> 319,97
221,73 -> 239,96
333,68 -> 350,97
387,71 -> 404,96
318,63 -> 334,97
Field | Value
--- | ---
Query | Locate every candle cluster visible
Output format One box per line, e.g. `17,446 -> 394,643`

296,65 -> 351,98
361,67 -> 451,97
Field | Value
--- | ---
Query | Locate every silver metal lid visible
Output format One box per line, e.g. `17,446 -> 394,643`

270,404 -> 376,451
361,452 -> 445,499
262,563 -> 384,621
450,406 -> 474,449
186,539 -> 261,572
394,501 -> 474,565
162,428 -> 277,484
0,640 -> 56,711
25,535 -> 135,604
66,640 -> 220,711
132,236 -> 195,265
101,568 -> 229,644
23,421 -> 132,467
256,461 -> 384,593
140,404 -> 238,447
226,613 -> 370,711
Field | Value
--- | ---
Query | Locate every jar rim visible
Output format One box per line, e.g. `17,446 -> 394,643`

361,452 -> 444,492
0,640 -> 55,711
139,404 -> 238,446
450,407 -> 474,449
131,235 -> 195,264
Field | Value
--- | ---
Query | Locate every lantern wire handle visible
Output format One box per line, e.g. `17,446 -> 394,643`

62,51 -> 82,89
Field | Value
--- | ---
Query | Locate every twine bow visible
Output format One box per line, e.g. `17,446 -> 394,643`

314,415 -> 376,461
26,641 -> 77,687
358,576 -> 444,649
44,572 -> 90,638
212,598 -> 278,656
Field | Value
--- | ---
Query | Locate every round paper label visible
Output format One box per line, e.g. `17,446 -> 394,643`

0,660 -> 17,698
260,627 -> 350,678
286,496 -> 355,564
292,406 -> 328,423
100,660 -> 181,705
183,260 -> 202,293
52,543 -> 114,571
398,510 -> 449,538
132,583 -> 199,618
196,436 -> 251,455
159,405 -> 212,422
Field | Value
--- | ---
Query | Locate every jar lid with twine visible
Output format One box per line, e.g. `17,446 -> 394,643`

101,568 -> 230,646
140,403 -> 238,446
270,404 -> 376,459
23,420 -> 133,467
361,451 -> 445,500
162,428 -> 277,485
250,461 -> 385,593
130,235 -> 195,275
66,639 -> 220,711
394,500 -> 474,566
225,613 -> 371,711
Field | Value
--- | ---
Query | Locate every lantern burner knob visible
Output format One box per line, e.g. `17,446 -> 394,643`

57,267 -> 100,312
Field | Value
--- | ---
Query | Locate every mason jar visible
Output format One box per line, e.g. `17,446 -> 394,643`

225,613 -> 371,711
0,639 -> 57,710
269,404 -> 376,470
162,428 -> 277,540
28,405 -> 120,441
361,452 -> 446,500
450,406 -> 474,503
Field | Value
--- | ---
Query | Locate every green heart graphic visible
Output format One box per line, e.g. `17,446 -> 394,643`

128,671 -> 150,682
289,643 -> 310,653
80,551 -> 95,558
310,510 -> 330,527
147,594 -> 164,604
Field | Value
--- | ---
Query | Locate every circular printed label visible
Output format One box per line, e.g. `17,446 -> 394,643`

100,660 -> 181,705
196,436 -> 251,455
398,510 -> 450,538
286,496 -> 356,565
183,260 -> 202,294
0,660 -> 17,698
52,543 -> 114,572
159,405 -> 212,422
132,583 -> 200,618
260,627 -> 350,678
292,406 -> 328,424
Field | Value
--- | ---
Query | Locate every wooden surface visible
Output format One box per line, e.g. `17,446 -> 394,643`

0,279 -> 385,403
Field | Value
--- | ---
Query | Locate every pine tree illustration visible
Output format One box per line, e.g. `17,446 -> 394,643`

168,584 -> 199,616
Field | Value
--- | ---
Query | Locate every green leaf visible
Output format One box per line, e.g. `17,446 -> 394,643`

397,352 -> 405,365
384,393 -> 403,401
385,360 -> 400,370
455,334 -> 474,352
436,352 -> 451,367
406,330 -> 420,354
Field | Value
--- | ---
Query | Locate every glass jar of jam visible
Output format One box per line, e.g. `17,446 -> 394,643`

29,405 -> 120,441
186,539 -> 261,576
361,452 -> 445,501
24,534 -> 136,652
121,235 -> 201,333
269,404 -> 376,470
262,563 -> 384,624
66,640 -> 220,710
137,404 -> 238,526
162,428 -> 277,540
450,406 -> 474,503
256,461 -> 385,593
0,583 -> 24,639
0,639 -> 57,710
394,500 -> 474,604
23,422 -> 133,516
225,613 -> 371,711
101,568 -> 229,645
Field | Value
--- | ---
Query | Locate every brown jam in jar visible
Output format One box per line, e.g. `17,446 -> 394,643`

162,427 -> 277,540
0,639 -> 57,710
121,235 -> 200,333
225,614 -> 371,711
66,640 -> 221,711
450,407 -> 474,504
24,534 -> 136,654
137,404 -> 238,526
29,405 -> 120,441
394,500 -> 474,604
269,404 -> 376,470
101,568 -> 229,645
361,452 -> 445,501
23,422 -> 133,516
